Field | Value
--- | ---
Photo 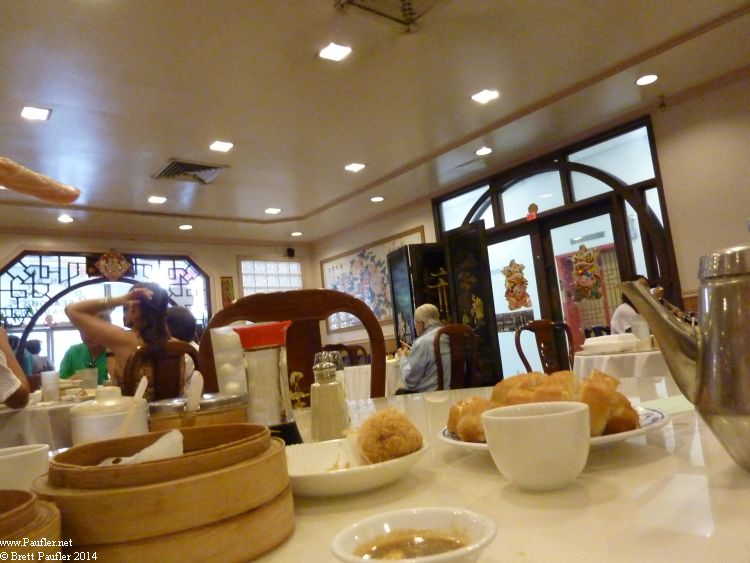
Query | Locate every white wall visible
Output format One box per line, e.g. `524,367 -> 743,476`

0,233 -> 314,315
652,72 -> 750,293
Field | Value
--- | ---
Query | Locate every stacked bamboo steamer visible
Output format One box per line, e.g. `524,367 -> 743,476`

32,423 -> 293,562
0,490 -> 62,558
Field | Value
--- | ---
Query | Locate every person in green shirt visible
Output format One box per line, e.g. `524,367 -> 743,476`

59,311 -> 112,384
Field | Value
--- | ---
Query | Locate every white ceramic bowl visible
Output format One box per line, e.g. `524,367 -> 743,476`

0,444 -> 50,490
286,438 -> 428,497
482,402 -> 589,491
331,507 -> 496,563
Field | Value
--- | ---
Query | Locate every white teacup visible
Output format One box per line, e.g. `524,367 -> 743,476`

481,401 -> 590,491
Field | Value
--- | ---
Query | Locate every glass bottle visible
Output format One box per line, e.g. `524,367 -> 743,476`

310,359 -> 350,442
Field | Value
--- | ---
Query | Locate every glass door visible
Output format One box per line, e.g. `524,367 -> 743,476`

488,235 -> 543,375
547,213 -> 622,349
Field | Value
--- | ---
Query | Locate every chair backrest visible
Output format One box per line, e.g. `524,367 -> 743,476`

347,344 -> 369,365
321,343 -> 370,367
584,325 -> 611,338
121,340 -> 200,401
433,324 -> 478,390
514,319 -> 575,374
198,289 -> 386,403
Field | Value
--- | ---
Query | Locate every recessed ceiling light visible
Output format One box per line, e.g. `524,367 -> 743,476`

57,214 -> 74,223
21,106 -> 51,120
264,207 -> 282,215
370,196 -> 385,203
319,42 -> 352,62
344,163 -> 365,173
475,146 -> 492,156
209,140 -> 234,152
636,74 -> 658,86
179,224 -> 193,230
540,193 -> 553,199
291,231 -> 303,237
471,89 -> 500,104
148,195 -> 167,204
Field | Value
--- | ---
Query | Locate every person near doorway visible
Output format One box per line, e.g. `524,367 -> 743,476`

611,275 -> 663,334
396,303 -> 450,393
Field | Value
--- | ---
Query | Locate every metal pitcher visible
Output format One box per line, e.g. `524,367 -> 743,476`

621,245 -> 750,470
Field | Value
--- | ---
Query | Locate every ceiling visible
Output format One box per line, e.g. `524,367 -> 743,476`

1,0 -> 749,245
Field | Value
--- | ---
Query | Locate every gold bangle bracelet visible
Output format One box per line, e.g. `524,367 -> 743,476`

98,296 -> 110,309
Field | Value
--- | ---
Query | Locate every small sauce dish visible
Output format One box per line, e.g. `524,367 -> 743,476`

331,507 -> 496,562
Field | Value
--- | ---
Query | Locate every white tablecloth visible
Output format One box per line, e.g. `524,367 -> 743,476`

342,359 -> 403,401
0,401 -> 75,450
574,348 -> 671,379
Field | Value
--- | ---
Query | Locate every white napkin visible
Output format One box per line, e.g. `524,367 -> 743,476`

98,429 -> 184,466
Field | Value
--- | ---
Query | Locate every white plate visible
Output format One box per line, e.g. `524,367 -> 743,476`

438,406 -> 670,451
286,439 -> 428,497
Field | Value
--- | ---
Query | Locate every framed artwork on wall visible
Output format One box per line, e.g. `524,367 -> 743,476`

321,226 -> 425,333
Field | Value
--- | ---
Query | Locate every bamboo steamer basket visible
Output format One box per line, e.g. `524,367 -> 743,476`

0,490 -> 37,537
48,422 -> 269,489
0,491 -> 61,558
34,437 -> 288,545
81,486 -> 294,562
149,393 -> 248,431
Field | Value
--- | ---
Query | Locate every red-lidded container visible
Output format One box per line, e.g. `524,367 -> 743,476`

232,321 -> 303,444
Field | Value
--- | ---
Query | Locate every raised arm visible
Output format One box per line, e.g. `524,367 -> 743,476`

0,327 -> 30,408
64,291 -> 144,356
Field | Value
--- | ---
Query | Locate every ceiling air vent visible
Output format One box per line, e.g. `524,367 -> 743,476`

153,159 -> 227,185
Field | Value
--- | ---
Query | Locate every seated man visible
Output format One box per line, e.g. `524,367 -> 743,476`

397,304 -> 450,393
59,311 -> 111,384
0,327 -> 30,408
27,339 -> 54,374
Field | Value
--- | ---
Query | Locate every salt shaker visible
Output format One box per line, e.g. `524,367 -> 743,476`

310,359 -> 350,442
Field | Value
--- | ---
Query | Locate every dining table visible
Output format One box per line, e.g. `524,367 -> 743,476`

256,373 -> 750,562
0,399 -> 75,450
342,357 -> 404,400
573,347 -> 671,380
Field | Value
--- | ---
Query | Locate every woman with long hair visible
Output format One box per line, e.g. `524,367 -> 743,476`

65,282 -> 170,386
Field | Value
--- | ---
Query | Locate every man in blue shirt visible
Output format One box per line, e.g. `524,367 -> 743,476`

397,304 -> 450,393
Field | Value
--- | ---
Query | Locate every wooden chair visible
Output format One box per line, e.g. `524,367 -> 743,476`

433,324 -> 478,390
322,344 -> 352,367
515,319 -> 575,374
584,325 -> 611,338
121,340 -> 201,401
347,344 -> 369,365
198,289 -> 386,404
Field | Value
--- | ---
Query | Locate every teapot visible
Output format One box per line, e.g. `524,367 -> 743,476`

621,245 -> 750,470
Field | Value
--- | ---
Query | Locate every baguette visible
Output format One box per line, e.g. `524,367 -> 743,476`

0,156 -> 81,204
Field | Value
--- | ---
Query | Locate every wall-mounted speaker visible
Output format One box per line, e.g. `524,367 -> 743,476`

286,247 -> 295,258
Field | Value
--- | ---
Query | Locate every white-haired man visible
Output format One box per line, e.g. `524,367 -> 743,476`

397,303 -> 450,393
